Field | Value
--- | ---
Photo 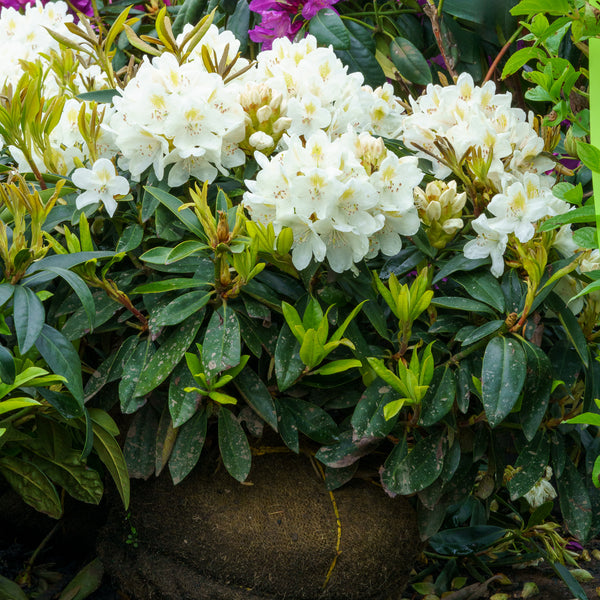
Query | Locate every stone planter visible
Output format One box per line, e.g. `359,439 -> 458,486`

98,450 -> 421,599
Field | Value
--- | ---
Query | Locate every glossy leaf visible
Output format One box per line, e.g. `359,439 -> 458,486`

149,292 -> 210,330
507,432 -> 550,500
274,324 -> 304,391
134,312 -> 204,397
481,337 -> 526,428
202,305 -> 241,379
381,432 -> 445,495
168,359 -> 201,428
314,429 -> 376,468
123,405 -> 158,480
351,381 -> 398,442
58,558 -> 104,600
144,186 -> 206,239
429,526 -> 506,556
546,293 -> 589,368
118,340 -> 152,414
308,8 -> 350,49
116,224 -> 144,253
13,285 -> 45,353
0,456 -> 62,518
275,399 -> 299,453
285,397 -> 338,444
520,341 -> 553,441
431,297 -> 495,314
218,408 -> 251,482
460,320 -> 504,347
234,366 -> 278,430
557,457 -> 592,541
169,408 -> 207,484
454,272 -> 505,312
132,278 -> 209,294
419,367 -> 456,427
35,324 -> 84,406
0,345 -> 15,385
390,36 -> 432,85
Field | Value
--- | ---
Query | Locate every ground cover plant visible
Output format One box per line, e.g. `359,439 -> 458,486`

1,0 -> 600,598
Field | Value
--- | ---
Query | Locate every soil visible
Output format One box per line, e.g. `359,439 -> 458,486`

1,489 -> 600,600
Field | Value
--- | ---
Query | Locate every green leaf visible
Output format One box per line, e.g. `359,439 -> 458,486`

481,337 -> 526,428
42,267 -> 95,330
432,255 -> 489,284
58,558 -> 104,600
134,312 -> 204,397
501,46 -> 547,78
123,404 -> 158,480
366,357 -> 410,397
577,140 -> 600,173
233,367 -> 278,431
0,283 -> 14,307
76,89 -> 119,103
274,324 -> 304,391
0,456 -> 62,518
430,297 -> 495,314
89,420 -> 129,509
0,345 -> 15,385
335,20 -> 385,87
202,305 -> 241,379
143,186 -> 206,240
116,224 -> 144,253
312,359 -> 362,376
314,429 -> 375,468
510,0 -> 571,16
285,397 -> 338,444
419,367 -> 455,427
460,320 -> 504,347
132,278 -> 209,294
538,205 -> 595,232
0,574 -> 28,600
165,240 -> 209,264
13,285 -> 45,354
557,457 -> 592,541
546,293 -> 589,368
390,36 -> 432,85
572,227 -> 597,249
351,381 -> 398,441
381,432 -> 445,495
35,324 -> 84,407
507,432 -> 551,500
428,526 -> 507,555
218,408 -> 251,482
149,291 -> 210,330
168,359 -> 201,428
308,8 -> 350,49
118,340 -> 152,414
520,341 -> 553,441
169,408 -> 207,484
551,563 -> 588,600
454,272 -> 505,312
274,398 -> 299,453
24,251 -> 114,283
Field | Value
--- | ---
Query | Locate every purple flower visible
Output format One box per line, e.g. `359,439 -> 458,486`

248,0 -> 341,49
0,0 -> 93,16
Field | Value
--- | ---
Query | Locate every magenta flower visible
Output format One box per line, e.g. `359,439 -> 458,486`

0,0 -> 93,16
249,0 -> 341,49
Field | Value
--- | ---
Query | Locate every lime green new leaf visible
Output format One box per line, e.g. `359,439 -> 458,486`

208,391 -> 237,404
281,302 -> 305,344
218,408 -> 251,482
312,359 -> 362,376
299,328 -> 326,370
0,398 -> 40,415
510,0 -> 571,16
481,337 -> 526,428
366,357 -> 410,397
383,398 -> 408,420
390,36 -> 432,85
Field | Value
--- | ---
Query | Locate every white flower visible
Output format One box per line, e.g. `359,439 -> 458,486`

523,466 -> 557,510
463,214 -> 508,277
72,158 -> 129,216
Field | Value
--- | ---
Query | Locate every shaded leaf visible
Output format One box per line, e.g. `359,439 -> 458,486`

218,408 -> 251,482
274,323 -> 304,391
390,36 -> 432,85
13,285 -> 45,353
202,305 -> 241,379
169,408 -> 207,484
234,367 -> 277,430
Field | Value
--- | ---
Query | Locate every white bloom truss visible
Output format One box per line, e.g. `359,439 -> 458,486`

243,130 -> 423,272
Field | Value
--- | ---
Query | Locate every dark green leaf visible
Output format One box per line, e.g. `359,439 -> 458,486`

58,558 -> 104,600
119,340 -> 152,414
0,456 -> 62,518
35,324 -> 84,407
132,278 -> 209,293
123,404 -> 159,480
116,224 -> 144,253
202,305 -> 241,379
324,463 -> 359,491
149,291 -> 209,329
218,408 -> 251,482
390,36 -> 432,85
380,432 -> 445,495
481,337 -> 526,428
0,284 -> 14,307
274,324 -> 304,392
169,408 -> 207,484
61,292 -> 120,341
308,8 -> 350,49
454,272 -> 505,312
227,0 -> 250,53
538,205 -> 595,232
0,574 -> 29,600
13,285 -> 45,353
314,429 -> 376,468
169,359 -> 201,428
428,526 -> 506,556
134,312 -> 204,397
274,399 -> 299,453
0,345 -> 15,385
76,89 -> 119,103
507,432 -> 550,500
38,389 -> 83,419
430,297 -> 495,314
432,255 -> 488,284
551,562 -> 588,600
557,457 -> 592,541
234,367 -> 278,431
419,367 -> 455,427
460,320 -> 504,347
351,380 -> 398,441
520,341 -> 552,441
24,251 -> 114,284
285,397 -> 338,444
546,293 -> 589,368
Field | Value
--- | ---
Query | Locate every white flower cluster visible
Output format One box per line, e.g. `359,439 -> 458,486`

243,130 -> 423,272
403,73 -> 570,277
106,39 -> 247,187
254,35 -> 404,140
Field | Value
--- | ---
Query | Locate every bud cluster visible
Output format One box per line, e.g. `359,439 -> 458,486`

238,83 -> 291,156
414,180 -> 466,249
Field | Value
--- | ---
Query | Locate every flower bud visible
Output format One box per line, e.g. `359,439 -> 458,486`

442,218 -> 463,235
256,105 -> 272,123
272,117 -> 292,134
249,131 -> 274,151
425,200 -> 441,222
